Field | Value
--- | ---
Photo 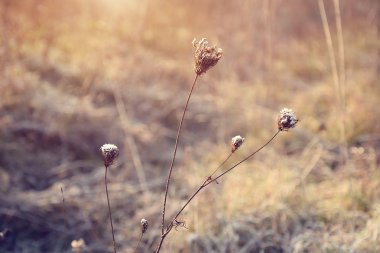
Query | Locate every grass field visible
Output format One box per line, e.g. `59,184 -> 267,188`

0,0 -> 379,252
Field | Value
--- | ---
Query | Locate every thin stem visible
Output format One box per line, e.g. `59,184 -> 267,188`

206,130 -> 280,185
173,151 -> 234,221
332,0 -> 348,165
161,74 -> 199,235
318,0 -> 347,165
133,233 -> 144,253
209,152 -> 233,179
156,130 -> 281,252
172,181 -> 206,222
105,166 -> 117,253
318,0 -> 340,98
333,0 -> 346,97
61,187 -> 65,203
155,234 -> 166,253
177,130 -> 280,220
60,186 -> 66,218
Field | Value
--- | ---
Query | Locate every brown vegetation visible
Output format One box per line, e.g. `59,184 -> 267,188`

0,0 -> 379,252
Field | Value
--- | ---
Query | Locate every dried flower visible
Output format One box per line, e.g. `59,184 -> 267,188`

100,144 -> 119,167
0,229 -> 9,241
231,135 -> 245,152
277,108 -> 298,131
141,218 -> 148,234
193,38 -> 222,75
71,239 -> 86,253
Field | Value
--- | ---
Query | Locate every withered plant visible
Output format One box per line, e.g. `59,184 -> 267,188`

153,39 -> 298,252
100,144 -> 120,253
97,39 -> 298,253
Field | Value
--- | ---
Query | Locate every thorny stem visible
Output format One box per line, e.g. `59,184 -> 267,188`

161,74 -> 199,235
105,166 -> 117,253
155,130 -> 281,253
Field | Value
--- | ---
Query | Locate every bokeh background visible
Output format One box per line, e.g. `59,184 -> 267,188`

1,0 -> 379,252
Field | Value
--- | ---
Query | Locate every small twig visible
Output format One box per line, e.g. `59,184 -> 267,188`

61,187 -> 65,203
133,232 -> 144,253
60,186 -> 67,221
161,74 -> 199,235
156,74 -> 199,253
208,152 -> 233,180
173,219 -> 188,231
105,166 -> 117,253
180,131 -> 280,220
206,130 -> 280,186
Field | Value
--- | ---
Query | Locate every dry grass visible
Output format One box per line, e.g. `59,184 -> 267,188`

0,0 -> 379,252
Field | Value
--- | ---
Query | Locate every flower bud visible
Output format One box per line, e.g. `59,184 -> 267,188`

277,108 -> 298,131
100,144 -> 119,167
141,218 -> 148,234
231,135 -> 245,152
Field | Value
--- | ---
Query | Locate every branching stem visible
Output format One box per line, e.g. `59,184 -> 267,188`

206,130 -> 281,186
209,152 -> 233,179
155,130 -> 281,252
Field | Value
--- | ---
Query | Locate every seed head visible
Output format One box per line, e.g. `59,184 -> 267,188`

141,218 -> 148,234
193,38 -> 222,75
71,239 -> 86,253
277,108 -> 298,131
231,135 -> 245,152
100,144 -> 119,167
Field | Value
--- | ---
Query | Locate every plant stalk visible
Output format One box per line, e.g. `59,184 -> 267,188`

160,74 -> 199,235
105,166 -> 117,253
133,232 -> 144,253
156,130 -> 281,252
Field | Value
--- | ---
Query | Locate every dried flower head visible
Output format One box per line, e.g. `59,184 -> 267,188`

100,144 -> 119,167
0,229 -> 9,241
141,218 -> 149,234
71,239 -> 86,253
193,38 -> 222,75
277,108 -> 298,131
231,135 -> 245,152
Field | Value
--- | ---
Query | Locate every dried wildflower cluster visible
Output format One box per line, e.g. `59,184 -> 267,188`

93,38 -> 300,253
231,135 -> 245,152
141,218 -> 149,234
100,144 -> 119,167
277,108 -> 298,131
193,38 -> 223,75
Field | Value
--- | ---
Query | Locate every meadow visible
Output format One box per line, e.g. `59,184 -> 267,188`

0,0 -> 379,252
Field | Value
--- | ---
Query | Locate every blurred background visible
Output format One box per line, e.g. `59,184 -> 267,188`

0,0 -> 379,252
